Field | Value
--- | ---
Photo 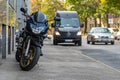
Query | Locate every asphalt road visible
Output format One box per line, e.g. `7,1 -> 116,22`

0,38 -> 120,80
79,37 -> 120,71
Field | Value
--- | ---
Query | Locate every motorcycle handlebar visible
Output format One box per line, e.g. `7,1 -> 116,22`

20,8 -> 30,19
20,8 -> 27,13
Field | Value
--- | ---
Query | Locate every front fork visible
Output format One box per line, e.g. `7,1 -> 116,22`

24,36 -> 43,57
25,38 -> 31,57
22,35 -> 33,58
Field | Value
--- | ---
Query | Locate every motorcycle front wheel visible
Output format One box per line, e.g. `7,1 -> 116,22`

20,44 -> 41,71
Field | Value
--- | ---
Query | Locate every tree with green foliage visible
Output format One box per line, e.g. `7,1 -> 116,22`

105,0 -> 120,10
99,0 -> 120,27
31,0 -> 66,22
67,0 -> 120,32
67,0 -> 100,34
41,0 -> 66,22
31,0 -> 120,34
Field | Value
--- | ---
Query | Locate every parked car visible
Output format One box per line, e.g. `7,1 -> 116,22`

117,31 -> 120,40
87,27 -> 114,45
108,28 -> 119,39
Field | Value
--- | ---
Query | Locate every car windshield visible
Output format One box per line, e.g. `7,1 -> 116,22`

91,28 -> 111,33
108,28 -> 119,33
56,18 -> 80,27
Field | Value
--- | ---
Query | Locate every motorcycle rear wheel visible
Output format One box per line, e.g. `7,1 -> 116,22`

15,49 -> 21,62
20,44 -> 41,71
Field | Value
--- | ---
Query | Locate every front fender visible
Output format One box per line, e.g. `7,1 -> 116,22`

31,40 -> 42,48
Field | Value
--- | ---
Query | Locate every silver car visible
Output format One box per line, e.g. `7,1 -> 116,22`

117,31 -> 120,40
87,27 -> 114,45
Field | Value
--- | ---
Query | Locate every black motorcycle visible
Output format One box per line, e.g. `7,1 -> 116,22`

15,8 -> 48,71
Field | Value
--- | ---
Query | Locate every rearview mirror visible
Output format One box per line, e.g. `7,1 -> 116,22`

54,17 -> 61,21
20,8 -> 27,13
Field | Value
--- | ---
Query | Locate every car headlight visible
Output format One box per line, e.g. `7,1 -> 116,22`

55,31 -> 60,36
110,35 -> 114,38
94,35 -> 99,38
77,31 -> 82,35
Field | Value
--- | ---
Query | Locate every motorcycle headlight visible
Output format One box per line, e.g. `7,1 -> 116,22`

31,24 -> 44,34
77,31 -> 82,36
55,31 -> 60,36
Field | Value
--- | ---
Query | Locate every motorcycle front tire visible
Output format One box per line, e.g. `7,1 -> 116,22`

20,46 -> 41,71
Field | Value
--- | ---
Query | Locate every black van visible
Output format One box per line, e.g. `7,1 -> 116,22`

52,11 -> 83,46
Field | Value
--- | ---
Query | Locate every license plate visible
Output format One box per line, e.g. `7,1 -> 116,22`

65,39 -> 73,42
102,38 -> 108,41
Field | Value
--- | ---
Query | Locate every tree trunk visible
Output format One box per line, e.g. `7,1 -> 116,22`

94,18 -> 97,27
99,14 -> 101,27
107,14 -> 110,28
84,18 -> 87,35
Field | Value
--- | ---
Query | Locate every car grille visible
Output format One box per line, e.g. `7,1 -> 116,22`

59,31 -> 77,39
101,36 -> 109,38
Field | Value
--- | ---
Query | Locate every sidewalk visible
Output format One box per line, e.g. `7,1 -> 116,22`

0,44 -> 120,80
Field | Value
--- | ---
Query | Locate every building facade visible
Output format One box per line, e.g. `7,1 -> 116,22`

8,0 -> 31,31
